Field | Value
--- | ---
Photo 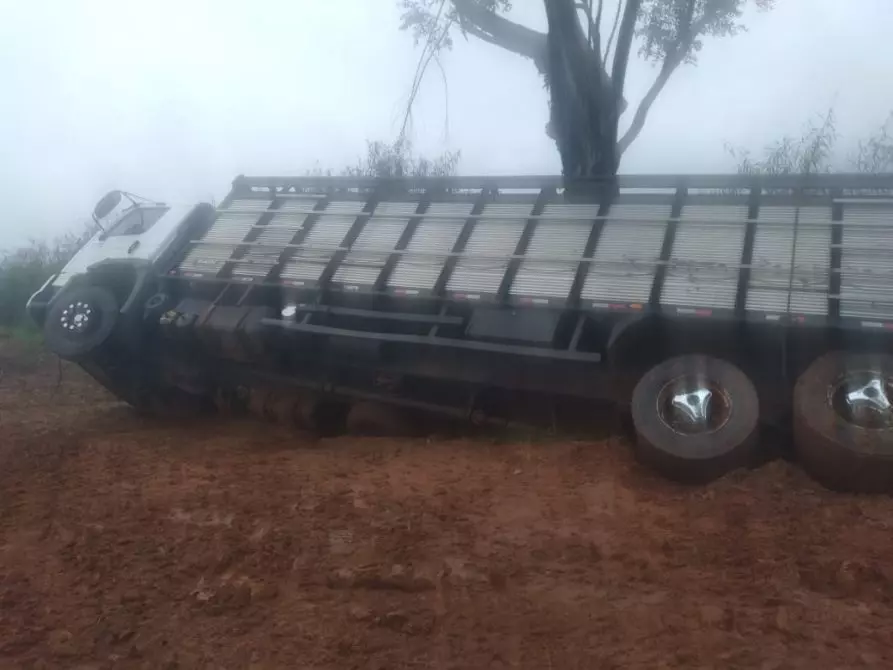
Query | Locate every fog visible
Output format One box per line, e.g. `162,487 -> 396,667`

1,0 -> 892,248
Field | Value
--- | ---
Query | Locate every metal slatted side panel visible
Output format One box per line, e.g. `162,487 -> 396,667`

446,204 -> 530,295
511,204 -> 594,299
581,204 -> 670,304
661,205 -> 748,309
233,198 -> 318,279
840,204 -> 893,320
333,202 -> 416,286
746,206 -> 831,315
279,201 -> 365,284
387,203 -> 471,291
179,198 -> 271,274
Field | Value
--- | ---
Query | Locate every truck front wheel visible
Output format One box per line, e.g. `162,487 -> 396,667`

793,352 -> 893,493
43,285 -> 119,360
630,355 -> 759,484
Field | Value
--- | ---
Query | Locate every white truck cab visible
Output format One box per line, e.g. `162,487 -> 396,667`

27,190 -> 214,332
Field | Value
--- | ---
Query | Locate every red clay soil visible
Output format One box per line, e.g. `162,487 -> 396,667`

2,341 -> 893,669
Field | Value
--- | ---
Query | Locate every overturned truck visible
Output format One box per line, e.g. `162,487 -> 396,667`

27,173 -> 893,491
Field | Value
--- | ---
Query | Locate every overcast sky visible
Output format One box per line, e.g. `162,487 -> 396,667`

1,0 -> 892,248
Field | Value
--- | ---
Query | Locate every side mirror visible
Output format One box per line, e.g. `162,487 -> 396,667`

93,190 -> 122,220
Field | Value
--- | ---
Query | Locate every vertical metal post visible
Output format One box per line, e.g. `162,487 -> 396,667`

734,181 -> 762,315
317,186 -> 385,292
266,193 -> 333,283
218,196 -> 286,281
432,185 -> 493,298
498,187 -> 554,301
375,190 -> 435,291
649,181 -> 688,307
567,185 -> 613,309
829,188 -> 844,320
784,187 -> 806,317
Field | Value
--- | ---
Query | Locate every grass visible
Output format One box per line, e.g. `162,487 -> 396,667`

0,324 -> 43,348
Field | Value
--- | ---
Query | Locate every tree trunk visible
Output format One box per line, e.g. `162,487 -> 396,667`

544,0 -> 621,183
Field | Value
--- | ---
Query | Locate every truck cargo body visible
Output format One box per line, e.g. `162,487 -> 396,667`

28,174 -> 893,490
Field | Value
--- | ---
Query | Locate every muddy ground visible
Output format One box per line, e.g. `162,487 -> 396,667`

1,340 -> 893,669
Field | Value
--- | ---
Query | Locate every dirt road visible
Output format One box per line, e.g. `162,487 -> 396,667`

2,342 -> 893,669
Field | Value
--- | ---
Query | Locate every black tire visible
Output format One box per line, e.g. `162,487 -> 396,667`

793,352 -> 893,493
630,355 -> 759,484
346,401 -> 415,437
43,285 -> 119,360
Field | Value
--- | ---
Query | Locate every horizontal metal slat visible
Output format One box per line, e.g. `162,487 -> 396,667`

233,198 -> 319,279
178,245 -> 236,274
332,202 -> 416,286
747,207 -> 831,310
661,205 -> 747,309
511,204 -> 594,299
842,204 -> 893,227
840,204 -> 893,319
745,289 -> 828,315
178,198 -> 273,275
446,204 -> 529,294
225,199 -> 272,212
387,202 -> 472,290
204,199 -> 272,244
581,204 -> 670,304
302,201 -> 366,247
279,201 -> 366,284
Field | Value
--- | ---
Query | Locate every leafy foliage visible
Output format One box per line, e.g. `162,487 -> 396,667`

398,0 -> 774,175
853,113 -> 893,174
399,0 -> 513,48
0,222 -> 98,332
727,108 -> 838,176
345,139 -> 460,178
727,109 -> 893,176
637,0 -> 774,63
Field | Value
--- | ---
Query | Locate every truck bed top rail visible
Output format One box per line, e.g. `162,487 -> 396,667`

164,173 -> 893,329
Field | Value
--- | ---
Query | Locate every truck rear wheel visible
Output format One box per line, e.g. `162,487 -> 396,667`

630,355 -> 759,484
43,285 -> 118,360
793,352 -> 893,493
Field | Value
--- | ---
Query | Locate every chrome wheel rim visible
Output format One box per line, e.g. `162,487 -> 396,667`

656,376 -> 732,435
59,301 -> 96,335
831,371 -> 893,429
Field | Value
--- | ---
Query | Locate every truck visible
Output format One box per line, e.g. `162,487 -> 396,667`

26,173 -> 893,492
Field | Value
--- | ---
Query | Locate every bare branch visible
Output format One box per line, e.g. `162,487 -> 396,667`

595,0 -> 604,42
400,5 -> 454,141
578,0 -> 602,55
617,0 -> 696,156
616,52 -> 679,155
603,0 -> 623,62
452,0 -> 548,72
610,0 -> 642,107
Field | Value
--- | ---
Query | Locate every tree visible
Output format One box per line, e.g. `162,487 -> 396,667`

727,109 -> 893,176
399,0 -> 774,178
853,112 -> 893,175
0,221 -> 98,331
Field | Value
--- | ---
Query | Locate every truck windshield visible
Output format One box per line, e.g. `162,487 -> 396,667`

106,206 -> 169,237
